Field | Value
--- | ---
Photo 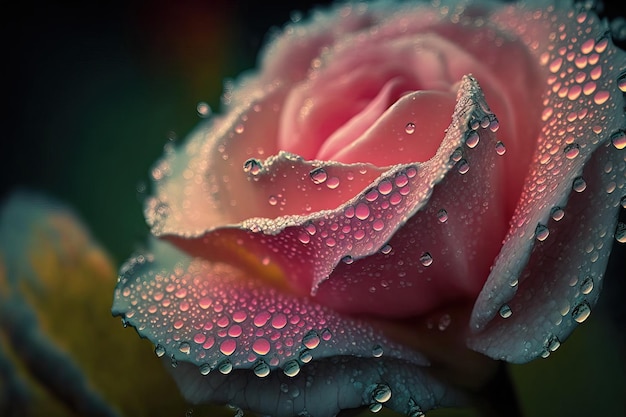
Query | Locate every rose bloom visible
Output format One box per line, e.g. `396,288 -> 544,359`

113,0 -> 626,416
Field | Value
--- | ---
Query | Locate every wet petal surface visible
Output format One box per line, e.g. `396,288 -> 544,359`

468,3 -> 626,363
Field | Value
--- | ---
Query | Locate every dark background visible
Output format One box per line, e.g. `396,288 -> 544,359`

1,1 -> 624,417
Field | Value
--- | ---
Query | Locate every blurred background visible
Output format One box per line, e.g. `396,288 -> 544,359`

0,0 -> 624,416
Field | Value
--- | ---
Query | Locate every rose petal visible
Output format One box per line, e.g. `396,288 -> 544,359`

468,4 -> 626,362
164,76 -> 508,318
112,239 -> 462,415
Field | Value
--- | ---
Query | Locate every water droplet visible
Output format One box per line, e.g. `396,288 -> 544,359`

220,339 -> 237,356
155,344 -> 166,358
170,355 -> 178,368
618,73 -> 626,93
593,90 -> 610,105
545,334 -> 561,352
551,207 -> 565,221
321,328 -> 332,341
495,141 -> 506,155
355,203 -> 371,220
271,313 -> 287,329
438,314 -> 451,331
302,331 -> 321,350
380,244 -> 392,255
572,177 -> 587,192
309,168 -> 328,184
621,196 -> 626,209
369,403 -> 383,413
283,360 -> 301,377
457,159 -> 469,174
299,349 -> 312,363
572,301 -> 591,323
326,176 -> 340,189
252,338 -> 271,355
179,342 -> 191,355
196,102 -> 211,118
372,345 -> 384,358
268,195 -> 278,206
436,208 -> 448,223
378,180 -> 393,195
610,130 -> 626,150
499,304 -> 512,318
253,360 -> 270,378
535,224 -> 549,241
580,276 -> 594,294
615,222 -> 626,243
372,219 -> 385,231
199,363 -> 211,376
243,158 -> 262,175
405,122 -> 416,134
466,131 -> 479,148
218,360 -> 233,374
419,252 -> 433,267
372,384 -> 392,403
564,143 -> 580,159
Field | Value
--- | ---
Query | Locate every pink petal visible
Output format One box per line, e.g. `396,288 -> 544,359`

164,76 -> 509,318
468,4 -> 626,362
112,240 -> 462,416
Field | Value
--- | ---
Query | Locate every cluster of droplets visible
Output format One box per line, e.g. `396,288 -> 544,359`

112,255 -> 428,382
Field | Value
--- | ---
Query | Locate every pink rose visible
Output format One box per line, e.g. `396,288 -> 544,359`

113,0 -> 626,416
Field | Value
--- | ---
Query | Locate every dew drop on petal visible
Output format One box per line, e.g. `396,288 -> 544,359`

405,122 -> 416,134
551,207 -> 565,221
545,334 -> 561,353
355,203 -> 371,220
466,131 -> 480,148
438,314 -> 451,331
243,158 -> 262,175
253,360 -> 270,378
615,222 -> 626,243
199,363 -> 211,376
369,404 -> 383,413
580,276 -> 594,294
341,255 -> 354,264
499,304 -> 513,318
196,101 -> 211,118
283,360 -> 300,377
309,168 -> 328,184
372,345 -> 384,358
535,224 -> 550,241
220,339 -> 237,356
302,330 -> 321,349
564,143 -> 580,159
457,159 -> 470,174
419,252 -> 433,267
179,342 -> 191,354
268,195 -> 278,206
437,209 -> 448,223
299,349 -> 312,363
572,177 -> 587,192
495,141 -> 507,155
372,384 -> 392,403
271,313 -> 287,329
572,301 -> 591,323
218,360 -> 233,374
155,344 -> 166,358
610,130 -> 626,150
617,73 -> 626,92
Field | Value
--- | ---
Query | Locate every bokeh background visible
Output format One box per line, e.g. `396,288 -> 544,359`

1,1 -> 624,416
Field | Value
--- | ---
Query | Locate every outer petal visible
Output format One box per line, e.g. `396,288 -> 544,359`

468,3 -> 626,362
112,240 -> 463,416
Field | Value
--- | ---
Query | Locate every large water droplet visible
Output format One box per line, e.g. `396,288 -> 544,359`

196,102 -> 211,118
372,384 -> 392,403
419,252 -> 433,267
199,363 -> 211,376
564,143 -> 580,159
437,209 -> 448,223
499,304 -> 512,318
495,141 -> 507,155
252,338 -> 271,355
580,276 -> 594,294
369,404 -> 383,413
405,122 -> 416,134
535,224 -> 550,241
545,334 -> 561,353
179,342 -> 191,355
243,158 -> 263,175
355,203 -> 371,220
283,360 -> 301,377
610,130 -> 626,150
302,331 -> 321,349
372,345 -> 384,358
457,159 -> 470,174
155,344 -> 166,358
466,131 -> 480,148
299,349 -> 312,363
572,177 -> 587,192
572,301 -> 591,323
551,207 -> 565,221
617,73 -> 626,92
253,360 -> 270,378
309,168 -> 328,184
218,360 -> 233,374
